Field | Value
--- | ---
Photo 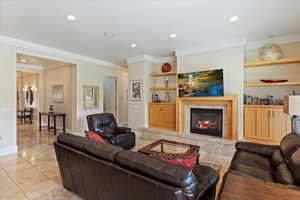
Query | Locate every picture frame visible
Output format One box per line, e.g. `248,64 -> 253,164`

83,85 -> 99,109
130,80 -> 143,101
52,84 -> 64,103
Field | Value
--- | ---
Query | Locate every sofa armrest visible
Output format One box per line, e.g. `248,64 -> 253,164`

236,141 -> 279,157
115,127 -> 132,133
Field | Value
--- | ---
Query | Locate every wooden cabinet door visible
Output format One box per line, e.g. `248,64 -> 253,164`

244,108 -> 257,139
271,109 -> 288,142
256,109 -> 272,141
149,104 -> 161,127
149,103 -> 176,130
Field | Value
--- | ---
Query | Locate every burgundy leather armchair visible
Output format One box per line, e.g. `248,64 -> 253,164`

87,113 -> 135,150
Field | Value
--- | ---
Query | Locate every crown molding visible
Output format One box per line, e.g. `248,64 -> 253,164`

175,38 -> 247,57
245,33 -> 300,50
0,35 -> 120,68
127,54 -> 175,64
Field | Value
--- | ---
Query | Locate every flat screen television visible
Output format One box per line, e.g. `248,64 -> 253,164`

178,69 -> 224,97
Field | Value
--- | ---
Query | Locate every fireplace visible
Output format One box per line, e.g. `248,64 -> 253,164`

190,108 -> 223,137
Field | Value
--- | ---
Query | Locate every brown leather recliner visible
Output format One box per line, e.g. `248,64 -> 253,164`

54,133 -> 219,200
222,134 -> 300,192
87,113 -> 135,150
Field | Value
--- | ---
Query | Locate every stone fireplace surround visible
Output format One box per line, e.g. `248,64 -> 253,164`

176,95 -> 238,140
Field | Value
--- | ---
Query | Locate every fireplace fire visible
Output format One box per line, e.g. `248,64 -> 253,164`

190,108 -> 223,137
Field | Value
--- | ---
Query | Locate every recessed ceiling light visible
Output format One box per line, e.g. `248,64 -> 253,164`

131,43 -> 137,48
229,16 -> 239,22
66,15 -> 77,21
21,59 -> 27,63
104,32 -> 115,38
170,33 -> 177,38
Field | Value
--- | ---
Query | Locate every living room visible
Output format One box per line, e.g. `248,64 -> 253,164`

0,0 -> 300,199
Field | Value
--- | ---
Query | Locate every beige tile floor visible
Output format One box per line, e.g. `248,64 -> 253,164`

0,123 -> 236,200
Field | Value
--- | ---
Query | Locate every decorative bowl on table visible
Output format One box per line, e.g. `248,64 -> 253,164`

261,79 -> 288,83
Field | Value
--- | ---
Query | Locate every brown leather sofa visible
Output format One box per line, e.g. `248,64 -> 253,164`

54,133 -> 219,200
220,134 -> 300,194
87,113 -> 135,150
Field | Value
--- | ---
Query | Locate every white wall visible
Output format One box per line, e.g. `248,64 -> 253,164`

177,46 -> 244,139
0,44 -> 17,156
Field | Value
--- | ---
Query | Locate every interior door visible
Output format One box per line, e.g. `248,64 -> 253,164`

103,76 -> 117,116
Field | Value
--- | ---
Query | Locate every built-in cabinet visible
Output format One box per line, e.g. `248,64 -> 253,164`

149,103 -> 176,131
244,105 -> 290,143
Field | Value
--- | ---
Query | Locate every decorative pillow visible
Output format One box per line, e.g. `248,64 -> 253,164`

160,156 -> 197,170
86,130 -> 106,144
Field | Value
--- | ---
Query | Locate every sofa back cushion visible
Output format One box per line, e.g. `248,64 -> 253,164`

271,150 -> 285,167
57,133 -> 123,162
274,163 -> 295,185
280,134 -> 300,185
115,151 -> 199,196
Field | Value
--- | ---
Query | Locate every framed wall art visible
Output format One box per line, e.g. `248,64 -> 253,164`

130,80 -> 143,101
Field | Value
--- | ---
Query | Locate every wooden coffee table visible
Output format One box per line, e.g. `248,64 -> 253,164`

138,139 -> 200,164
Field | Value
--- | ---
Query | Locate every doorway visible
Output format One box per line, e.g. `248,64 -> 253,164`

103,76 -> 117,116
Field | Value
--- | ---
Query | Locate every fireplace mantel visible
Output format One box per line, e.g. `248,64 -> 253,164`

176,95 -> 238,140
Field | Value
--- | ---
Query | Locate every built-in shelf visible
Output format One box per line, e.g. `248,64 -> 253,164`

150,71 -> 177,77
150,87 -> 177,91
244,57 -> 300,68
245,81 -> 300,87
244,104 -> 284,109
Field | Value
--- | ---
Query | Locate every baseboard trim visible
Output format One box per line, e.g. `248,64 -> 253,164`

0,145 -> 18,157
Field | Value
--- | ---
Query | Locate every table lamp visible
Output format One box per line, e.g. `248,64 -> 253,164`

284,95 -> 300,136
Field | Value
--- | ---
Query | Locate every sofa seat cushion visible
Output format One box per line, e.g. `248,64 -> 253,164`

115,150 -> 199,196
57,133 -> 123,162
231,151 -> 273,172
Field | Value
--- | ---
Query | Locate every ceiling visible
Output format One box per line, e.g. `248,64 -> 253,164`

1,0 -> 300,65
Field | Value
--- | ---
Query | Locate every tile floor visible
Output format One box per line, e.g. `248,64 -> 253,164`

0,123 -> 236,200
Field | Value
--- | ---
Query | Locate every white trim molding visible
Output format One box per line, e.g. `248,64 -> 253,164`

0,35 -> 119,68
0,145 -> 18,157
175,38 -> 247,57
246,33 -> 300,50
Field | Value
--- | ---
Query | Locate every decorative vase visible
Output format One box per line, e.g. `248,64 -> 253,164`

260,44 -> 283,61
161,63 -> 171,73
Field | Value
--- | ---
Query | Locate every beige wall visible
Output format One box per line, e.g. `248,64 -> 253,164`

0,43 -> 17,156
245,42 -> 300,99
128,60 -> 153,129
177,47 -> 244,139
43,65 -> 75,130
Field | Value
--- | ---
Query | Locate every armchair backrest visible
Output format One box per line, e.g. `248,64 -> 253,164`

87,113 -> 117,135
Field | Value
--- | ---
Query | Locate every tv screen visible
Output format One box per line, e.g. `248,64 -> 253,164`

178,69 -> 224,97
